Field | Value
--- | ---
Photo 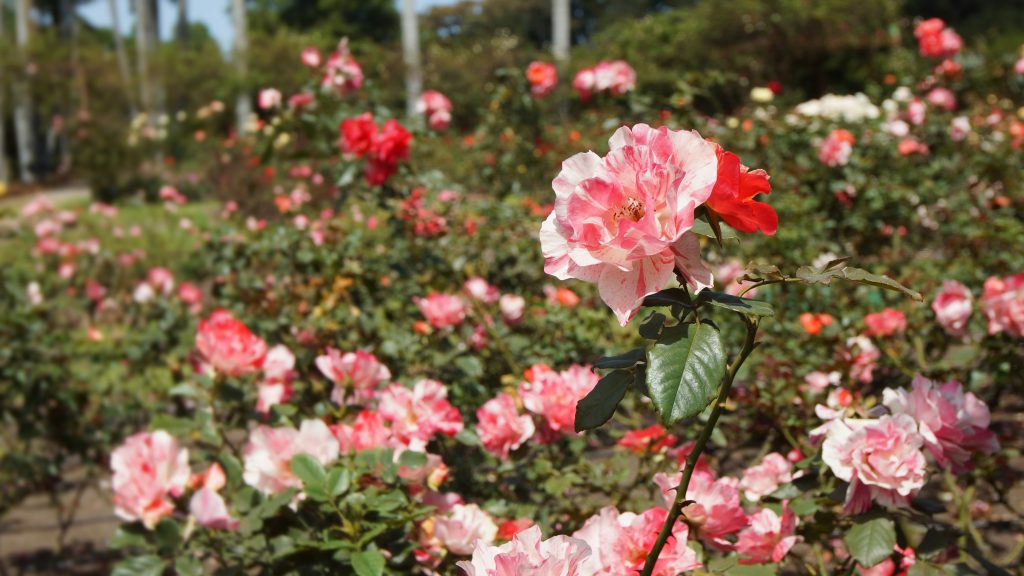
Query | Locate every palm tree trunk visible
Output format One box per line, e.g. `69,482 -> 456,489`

400,0 -> 422,120
109,0 -> 137,118
231,0 -> 250,135
13,0 -> 36,184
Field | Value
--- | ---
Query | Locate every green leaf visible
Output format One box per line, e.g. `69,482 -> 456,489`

174,556 -> 203,576
698,290 -> 774,317
844,516 -> 897,568
842,267 -> 922,301
691,218 -> 738,240
291,453 -> 327,488
741,264 -> 786,283
642,287 -> 692,308
398,450 -> 428,468
646,322 -> 727,425
639,312 -> 666,339
575,369 -> 632,432
111,555 -> 165,576
326,468 -> 350,497
593,347 -> 647,369
108,525 -> 148,549
351,549 -> 386,576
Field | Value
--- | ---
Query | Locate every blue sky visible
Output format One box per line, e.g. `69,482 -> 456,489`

78,0 -> 459,53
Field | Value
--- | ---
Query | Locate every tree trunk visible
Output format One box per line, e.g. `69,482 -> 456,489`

231,0 -> 250,136
13,0 -> 36,184
400,0 -> 422,120
176,0 -> 188,45
135,0 -> 153,120
552,0 -> 570,65
110,0 -> 137,118
0,0 -> 9,186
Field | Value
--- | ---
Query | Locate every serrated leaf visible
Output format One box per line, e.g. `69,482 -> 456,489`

698,291 -> 774,317
642,287 -> 693,308
291,453 -> 327,489
646,322 -> 727,425
575,369 -> 632,432
845,516 -> 897,567
398,450 -> 428,468
639,312 -> 666,339
351,549 -> 386,576
594,348 -> 647,369
111,555 -> 165,576
842,267 -> 922,301
741,264 -> 786,283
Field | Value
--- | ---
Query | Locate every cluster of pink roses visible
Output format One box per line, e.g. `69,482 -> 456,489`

540,123 -> 777,325
818,128 -> 856,167
413,277 -> 527,341
339,112 -> 413,186
474,362 -> 598,459
931,274 -> 1024,338
818,374 -> 997,514
416,90 -> 454,131
573,60 -> 637,100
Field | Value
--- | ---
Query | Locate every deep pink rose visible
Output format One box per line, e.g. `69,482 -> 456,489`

735,501 -> 801,564
863,308 -> 907,337
195,309 -> 267,376
476,393 -> 535,460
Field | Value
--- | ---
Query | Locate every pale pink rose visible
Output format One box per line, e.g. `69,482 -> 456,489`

256,381 -> 292,414
434,503 -> 499,556
378,379 -> 464,445
415,292 -> 467,329
27,282 -> 43,306
735,501 -> 801,564
572,68 -> 596,100
499,294 -> 526,324
301,47 -> 321,67
332,410 -> 393,453
739,452 -> 794,502
844,336 -> 879,384
242,419 -> 339,496
322,39 -> 363,94
540,124 -> 718,325
949,116 -> 971,142
883,374 -> 999,472
416,90 -> 453,131
654,469 -> 748,548
58,262 -> 75,279
926,87 -> 956,111
1016,56 -> 1024,75
195,310 -> 267,377
526,61 -> 558,97
316,348 -> 391,404
464,277 -> 500,303
717,259 -> 756,297
822,415 -> 928,513
981,273 -> 1024,337
932,280 -> 973,336
593,60 -> 636,95
907,98 -> 927,125
457,525 -> 592,576
189,487 -> 239,530
33,218 -> 62,238
476,393 -> 535,460
519,363 -> 598,435
110,431 -> 190,529
805,370 -> 839,394
573,506 -> 701,575
258,88 -> 282,110
189,462 -> 227,492
818,129 -> 855,167
863,308 -> 907,337
21,196 -> 54,217
177,281 -> 202,309
397,451 -> 448,488
159,185 -> 186,205
262,344 -> 295,382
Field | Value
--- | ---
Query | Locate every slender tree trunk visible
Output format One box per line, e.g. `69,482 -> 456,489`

13,0 -> 35,184
109,0 -> 137,118
176,0 -> 188,45
148,0 -> 165,117
231,0 -> 250,136
551,0 -> 570,65
0,0 -> 10,186
135,0 -> 153,120
400,0 -> 422,120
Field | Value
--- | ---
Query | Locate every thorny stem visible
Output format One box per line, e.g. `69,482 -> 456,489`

640,316 -> 759,576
